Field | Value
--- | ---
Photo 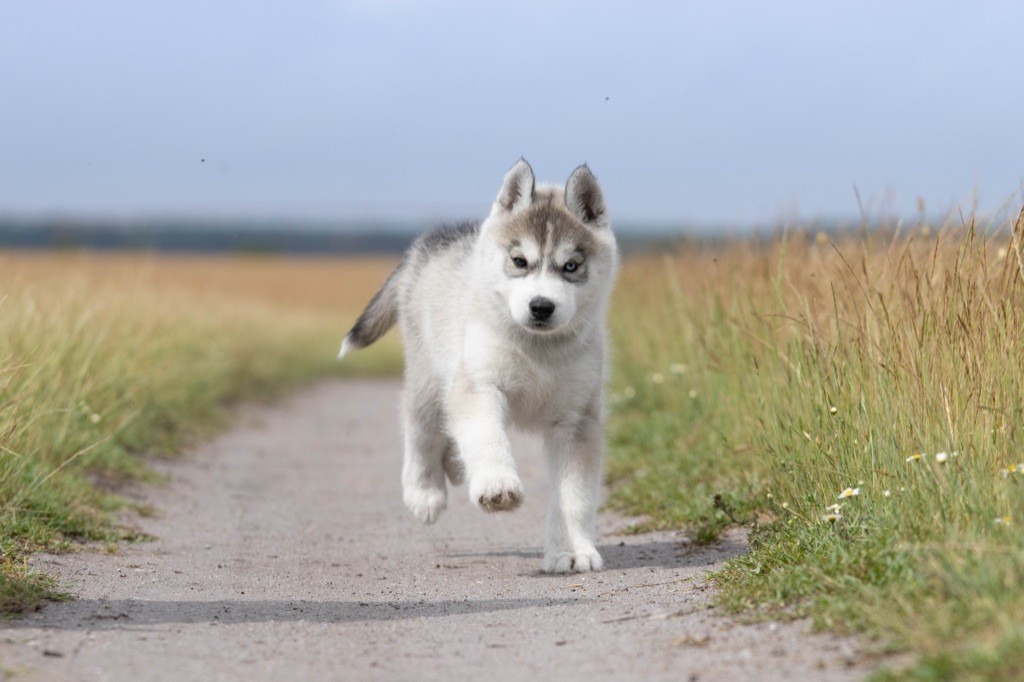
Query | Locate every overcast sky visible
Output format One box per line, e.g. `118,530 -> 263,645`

1,1 -> 1022,228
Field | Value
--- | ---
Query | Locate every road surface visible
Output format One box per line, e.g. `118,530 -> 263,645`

1,381 -> 877,681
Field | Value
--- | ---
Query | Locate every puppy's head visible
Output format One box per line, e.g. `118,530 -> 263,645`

480,159 -> 617,337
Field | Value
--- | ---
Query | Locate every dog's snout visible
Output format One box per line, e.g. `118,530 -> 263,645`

529,297 -> 556,321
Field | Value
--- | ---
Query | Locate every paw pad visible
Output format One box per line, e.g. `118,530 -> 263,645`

470,473 -> 524,513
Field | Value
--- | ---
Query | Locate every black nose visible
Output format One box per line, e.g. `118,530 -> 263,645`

529,297 -> 556,321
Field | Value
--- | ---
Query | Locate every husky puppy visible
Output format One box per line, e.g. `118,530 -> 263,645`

339,159 -> 618,573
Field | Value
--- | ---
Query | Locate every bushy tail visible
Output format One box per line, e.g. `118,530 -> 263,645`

338,263 -> 403,358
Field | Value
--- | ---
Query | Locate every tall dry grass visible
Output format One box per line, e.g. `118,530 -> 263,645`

607,211 -> 1024,678
0,251 -> 401,611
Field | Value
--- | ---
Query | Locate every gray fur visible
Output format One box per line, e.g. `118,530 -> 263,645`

339,223 -> 477,355
339,262 -> 403,352
418,221 -> 480,252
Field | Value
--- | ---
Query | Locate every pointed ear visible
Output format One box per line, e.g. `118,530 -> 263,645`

493,158 -> 535,215
564,164 -> 608,228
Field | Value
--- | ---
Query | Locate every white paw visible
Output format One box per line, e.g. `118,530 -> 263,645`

543,548 -> 603,573
403,484 -> 447,524
469,470 -> 524,512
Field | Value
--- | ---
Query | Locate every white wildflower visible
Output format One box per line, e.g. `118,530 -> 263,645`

1002,464 -> 1024,479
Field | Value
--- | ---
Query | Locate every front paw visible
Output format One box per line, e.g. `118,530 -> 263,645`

469,470 -> 524,512
544,548 -> 603,573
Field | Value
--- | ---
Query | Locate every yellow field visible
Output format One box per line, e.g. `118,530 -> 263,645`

0,251 -> 401,315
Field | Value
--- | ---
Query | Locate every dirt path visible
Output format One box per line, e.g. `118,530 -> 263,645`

1,380 -> 876,681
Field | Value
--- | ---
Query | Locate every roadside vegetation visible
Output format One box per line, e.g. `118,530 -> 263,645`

0,252 -> 401,613
606,209 -> 1024,679
6,213 -> 1024,678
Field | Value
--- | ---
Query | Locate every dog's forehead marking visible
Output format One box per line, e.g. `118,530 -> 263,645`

499,191 -> 597,258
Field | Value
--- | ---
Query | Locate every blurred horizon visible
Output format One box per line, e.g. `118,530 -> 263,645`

2,2 -> 1022,230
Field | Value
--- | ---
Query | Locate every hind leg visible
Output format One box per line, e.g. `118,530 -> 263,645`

401,391 -> 450,524
442,441 -> 465,486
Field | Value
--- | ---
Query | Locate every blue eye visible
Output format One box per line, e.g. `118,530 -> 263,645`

512,256 -> 528,268
563,261 -> 579,273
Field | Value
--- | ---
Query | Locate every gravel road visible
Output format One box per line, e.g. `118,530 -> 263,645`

1,380 -> 879,681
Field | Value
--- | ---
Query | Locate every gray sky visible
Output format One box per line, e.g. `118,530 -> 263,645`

2,1 -> 1022,228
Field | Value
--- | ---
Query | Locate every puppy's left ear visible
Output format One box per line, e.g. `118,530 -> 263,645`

565,165 -> 609,229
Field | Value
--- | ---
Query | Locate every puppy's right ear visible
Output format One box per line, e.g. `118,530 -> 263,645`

492,158 -> 535,215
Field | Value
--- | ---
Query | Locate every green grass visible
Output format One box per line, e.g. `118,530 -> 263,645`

606,213 -> 1024,679
0,254 -> 402,613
